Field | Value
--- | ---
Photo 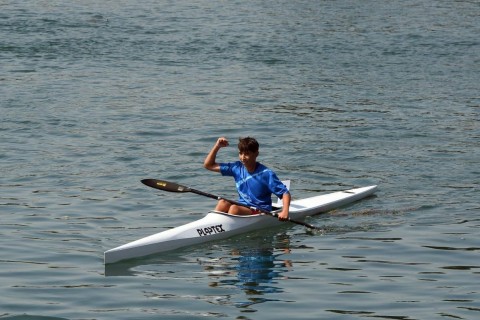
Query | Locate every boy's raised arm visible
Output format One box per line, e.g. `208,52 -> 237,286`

204,137 -> 229,172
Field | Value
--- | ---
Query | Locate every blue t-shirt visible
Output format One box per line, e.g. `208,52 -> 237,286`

219,161 -> 289,211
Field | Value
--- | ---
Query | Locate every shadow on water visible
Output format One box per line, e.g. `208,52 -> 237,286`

198,233 -> 293,309
104,252 -> 192,277
105,231 -> 295,311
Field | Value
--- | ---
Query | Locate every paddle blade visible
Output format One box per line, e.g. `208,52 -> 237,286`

141,179 -> 192,193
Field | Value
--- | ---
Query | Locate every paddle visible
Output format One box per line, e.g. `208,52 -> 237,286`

141,178 -> 321,230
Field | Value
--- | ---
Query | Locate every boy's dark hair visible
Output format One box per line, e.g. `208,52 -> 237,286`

238,137 -> 259,153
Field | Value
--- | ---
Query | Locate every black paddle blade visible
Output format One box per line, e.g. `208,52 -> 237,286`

141,179 -> 191,193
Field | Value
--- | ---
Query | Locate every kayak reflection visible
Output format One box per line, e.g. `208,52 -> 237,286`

201,233 -> 292,308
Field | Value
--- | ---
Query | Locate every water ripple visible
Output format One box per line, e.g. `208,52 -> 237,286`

1,0 -> 479,319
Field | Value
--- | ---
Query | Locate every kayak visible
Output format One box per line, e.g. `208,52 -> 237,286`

104,185 -> 377,264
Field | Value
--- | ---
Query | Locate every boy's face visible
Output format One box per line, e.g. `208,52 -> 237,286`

238,150 -> 258,168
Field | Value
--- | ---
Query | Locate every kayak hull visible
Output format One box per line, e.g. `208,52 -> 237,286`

104,185 -> 377,264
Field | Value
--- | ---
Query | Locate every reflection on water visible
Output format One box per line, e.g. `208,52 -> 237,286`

104,253 -> 192,277
200,233 -> 292,309
104,231 -> 294,311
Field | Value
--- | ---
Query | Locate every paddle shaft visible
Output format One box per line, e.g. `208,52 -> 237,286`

141,179 -> 320,230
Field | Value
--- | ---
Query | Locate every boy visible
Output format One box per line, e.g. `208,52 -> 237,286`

204,137 -> 291,220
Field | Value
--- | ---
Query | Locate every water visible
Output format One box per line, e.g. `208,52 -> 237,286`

1,0 -> 479,319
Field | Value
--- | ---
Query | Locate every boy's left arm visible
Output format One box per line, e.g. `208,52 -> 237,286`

278,192 -> 291,221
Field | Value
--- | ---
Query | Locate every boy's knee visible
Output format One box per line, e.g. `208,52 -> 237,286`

215,199 -> 230,213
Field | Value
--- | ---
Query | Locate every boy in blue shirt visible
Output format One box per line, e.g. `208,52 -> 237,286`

204,137 -> 291,220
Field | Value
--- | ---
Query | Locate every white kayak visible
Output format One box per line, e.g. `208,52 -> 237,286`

104,185 -> 377,264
